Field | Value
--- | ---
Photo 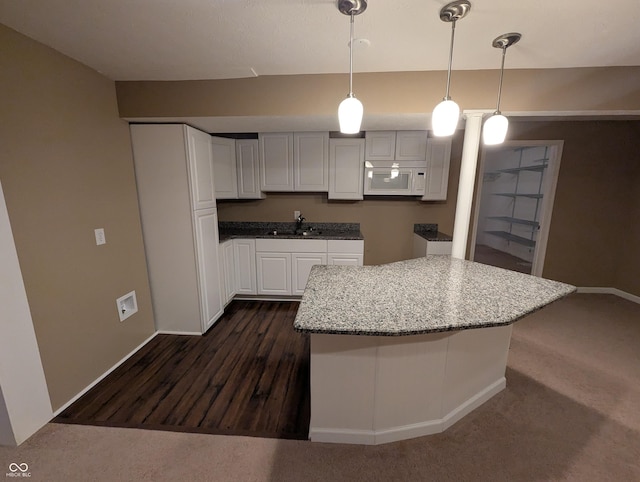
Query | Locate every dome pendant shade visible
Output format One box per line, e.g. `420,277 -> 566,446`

339,96 -> 364,134
432,99 -> 460,137
482,114 -> 508,145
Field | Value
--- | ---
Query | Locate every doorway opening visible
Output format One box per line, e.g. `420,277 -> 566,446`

470,140 -> 563,276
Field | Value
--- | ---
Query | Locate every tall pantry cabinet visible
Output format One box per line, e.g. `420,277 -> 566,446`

130,124 -> 224,335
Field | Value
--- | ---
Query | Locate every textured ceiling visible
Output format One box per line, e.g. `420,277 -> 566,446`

2,0 -> 640,81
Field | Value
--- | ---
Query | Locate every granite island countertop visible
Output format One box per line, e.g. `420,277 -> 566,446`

218,221 -> 363,242
294,256 -> 575,336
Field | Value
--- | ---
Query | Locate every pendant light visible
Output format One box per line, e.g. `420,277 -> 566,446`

338,0 -> 367,134
483,33 -> 521,145
431,0 -> 471,137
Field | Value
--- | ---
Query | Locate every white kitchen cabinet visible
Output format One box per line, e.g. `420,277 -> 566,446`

256,252 -> 292,295
294,132 -> 329,192
186,127 -> 217,210
233,238 -> 257,295
130,124 -> 223,334
395,131 -> 428,161
412,234 -> 452,257
219,239 -> 236,306
327,239 -> 364,266
365,131 -> 396,161
329,138 -> 365,200
259,133 -> 294,191
236,139 -> 265,199
211,136 -> 238,200
422,138 -> 452,201
292,253 -> 328,295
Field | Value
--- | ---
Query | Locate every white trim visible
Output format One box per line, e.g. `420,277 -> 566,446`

156,330 -> 203,336
577,287 -> 640,304
53,332 -> 158,417
309,377 -> 506,445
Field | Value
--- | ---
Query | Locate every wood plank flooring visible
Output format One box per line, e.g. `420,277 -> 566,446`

54,301 -> 310,440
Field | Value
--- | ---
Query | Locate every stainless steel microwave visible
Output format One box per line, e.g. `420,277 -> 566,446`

364,160 -> 427,196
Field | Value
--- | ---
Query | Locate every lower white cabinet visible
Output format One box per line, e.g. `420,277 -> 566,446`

292,253 -> 328,295
328,240 -> 364,266
219,239 -> 236,306
256,252 -> 292,295
233,238 -> 257,295
412,234 -> 452,257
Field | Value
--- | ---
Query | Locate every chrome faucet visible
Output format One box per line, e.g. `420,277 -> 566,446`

295,214 -> 305,233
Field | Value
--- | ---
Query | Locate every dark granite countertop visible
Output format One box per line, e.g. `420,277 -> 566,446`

218,221 -> 363,242
294,256 -> 576,336
413,223 -> 453,242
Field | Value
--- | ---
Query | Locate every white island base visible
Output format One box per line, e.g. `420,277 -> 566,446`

309,324 -> 513,445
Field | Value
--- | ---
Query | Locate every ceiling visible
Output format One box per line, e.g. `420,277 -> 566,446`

2,0 -> 640,82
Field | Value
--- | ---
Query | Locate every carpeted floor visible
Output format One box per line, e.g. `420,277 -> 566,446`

1,293 -> 639,481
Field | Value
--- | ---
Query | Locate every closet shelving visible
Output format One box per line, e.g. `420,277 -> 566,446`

484,146 -> 549,250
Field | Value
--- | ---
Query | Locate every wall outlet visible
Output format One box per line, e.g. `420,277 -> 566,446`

94,228 -> 106,245
116,290 -> 138,322
294,210 -> 300,220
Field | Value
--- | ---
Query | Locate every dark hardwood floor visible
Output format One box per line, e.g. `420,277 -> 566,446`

55,301 -> 310,440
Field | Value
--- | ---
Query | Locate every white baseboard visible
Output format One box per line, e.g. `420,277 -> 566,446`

156,330 -> 202,336
577,287 -> 640,304
53,331 -> 158,417
310,377 -> 506,445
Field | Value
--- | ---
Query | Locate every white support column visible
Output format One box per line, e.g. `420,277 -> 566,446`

451,112 -> 484,259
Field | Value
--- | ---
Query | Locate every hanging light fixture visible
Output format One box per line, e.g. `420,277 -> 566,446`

431,0 -> 471,137
483,32 -> 522,145
337,0 -> 367,134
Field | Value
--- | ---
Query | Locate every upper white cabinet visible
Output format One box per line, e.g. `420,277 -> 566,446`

422,138 -> 452,201
211,136 -> 238,200
236,139 -> 265,199
186,127 -> 217,210
365,131 -> 396,161
130,124 -> 223,334
329,138 -> 365,200
259,133 -> 295,191
365,131 -> 429,162
395,131 -> 428,161
294,132 -> 329,191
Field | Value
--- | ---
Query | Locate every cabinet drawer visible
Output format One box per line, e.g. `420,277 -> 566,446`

256,238 -> 327,253
327,239 -> 364,254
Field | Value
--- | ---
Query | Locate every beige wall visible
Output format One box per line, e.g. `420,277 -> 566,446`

116,67 -> 640,118
219,130 -> 462,265
0,25 -> 156,410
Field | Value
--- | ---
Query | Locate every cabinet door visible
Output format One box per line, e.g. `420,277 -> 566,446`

294,132 -> 329,192
329,138 -> 365,200
365,131 -> 396,161
194,209 -> 223,332
395,131 -> 428,161
259,133 -> 294,191
292,253 -> 327,295
233,238 -> 257,295
236,139 -> 265,199
327,254 -> 363,266
186,126 -> 216,210
256,252 -> 291,295
221,240 -> 236,303
422,138 -> 452,201
212,136 -> 238,199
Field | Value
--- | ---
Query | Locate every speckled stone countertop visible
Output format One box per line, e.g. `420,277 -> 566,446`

218,221 -> 363,242
413,224 -> 453,242
294,256 -> 575,336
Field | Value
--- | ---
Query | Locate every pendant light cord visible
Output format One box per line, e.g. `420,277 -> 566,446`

444,20 -> 456,100
495,46 -> 507,113
348,12 -> 355,97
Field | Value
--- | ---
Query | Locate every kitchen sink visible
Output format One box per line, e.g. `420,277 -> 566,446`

266,229 -> 320,237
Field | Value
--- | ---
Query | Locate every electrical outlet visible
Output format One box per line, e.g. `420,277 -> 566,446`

294,210 -> 300,220
94,228 -> 106,245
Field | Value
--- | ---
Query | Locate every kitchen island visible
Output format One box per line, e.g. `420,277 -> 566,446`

294,256 -> 575,445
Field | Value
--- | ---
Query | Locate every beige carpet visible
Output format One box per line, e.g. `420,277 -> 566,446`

2,294 -> 639,481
